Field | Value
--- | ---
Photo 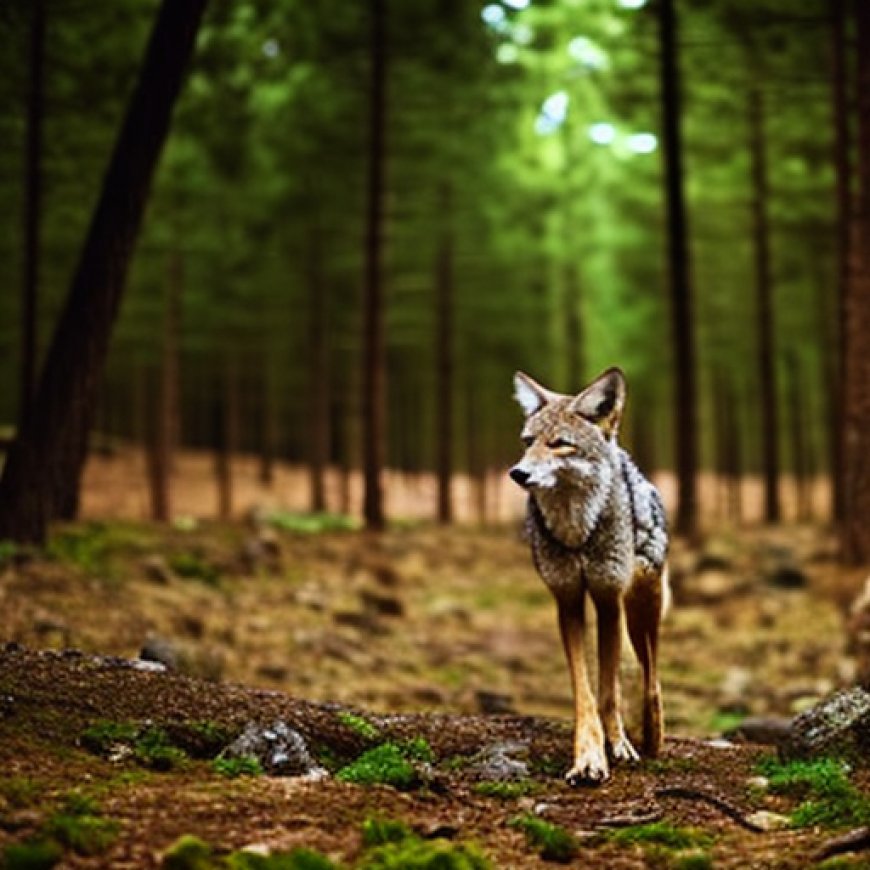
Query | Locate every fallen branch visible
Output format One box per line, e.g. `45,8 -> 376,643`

654,786 -> 766,833
815,827 -> 870,861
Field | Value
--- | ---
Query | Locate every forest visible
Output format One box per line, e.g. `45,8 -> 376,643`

1,0 -> 870,868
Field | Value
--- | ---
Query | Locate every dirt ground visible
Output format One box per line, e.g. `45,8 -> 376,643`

0,513 -> 868,868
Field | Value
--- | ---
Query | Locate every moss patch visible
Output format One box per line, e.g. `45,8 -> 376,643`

509,815 -> 578,863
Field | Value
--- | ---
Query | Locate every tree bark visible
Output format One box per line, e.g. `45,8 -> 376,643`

0,0 -> 208,543
829,0 -> 850,524
657,0 -> 698,537
19,0 -> 45,427
842,2 -> 870,565
308,219 -> 330,513
435,182 -> 454,525
748,82 -> 781,524
361,0 -> 388,532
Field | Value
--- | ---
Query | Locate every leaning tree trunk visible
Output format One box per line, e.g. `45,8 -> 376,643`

0,0 -> 208,543
842,2 -> 870,565
361,0 -> 388,532
657,0 -> 698,537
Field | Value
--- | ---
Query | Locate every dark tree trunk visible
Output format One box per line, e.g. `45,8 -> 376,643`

748,82 -> 781,524
20,0 -> 45,426
830,0 -> 850,524
785,353 -> 811,522
0,0 -> 208,543
435,182 -> 454,525
361,0 -> 388,532
842,2 -> 870,565
563,263 -> 584,390
308,219 -> 330,513
214,357 -> 238,522
145,366 -> 169,522
258,371 -> 277,488
713,370 -> 742,525
657,0 -> 698,537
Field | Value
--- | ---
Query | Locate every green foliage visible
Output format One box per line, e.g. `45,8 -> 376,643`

336,712 -> 381,741
755,755 -> 870,828
0,539 -> 20,568
398,737 -> 435,764
359,837 -> 489,870
266,512 -> 360,534
81,721 -> 188,770
707,710 -> 745,734
335,743 -> 417,789
46,524 -> 112,575
360,817 -> 414,848
161,835 -> 215,870
508,815 -> 578,863
44,796 -> 119,857
0,839 -> 63,870
212,755 -> 264,778
161,836 -> 338,870
0,776 -> 44,809
606,821 -> 713,851
672,852 -> 714,870
473,780 -> 538,800
169,552 -> 222,586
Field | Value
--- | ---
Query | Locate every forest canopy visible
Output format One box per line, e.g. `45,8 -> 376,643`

0,0 -> 849,534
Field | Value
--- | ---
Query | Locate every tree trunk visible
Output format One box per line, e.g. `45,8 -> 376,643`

785,353 -> 811,522
435,182 -> 454,525
657,0 -> 698,537
829,0 -> 850,524
145,366 -> 170,522
563,263 -> 584,390
842,2 -> 870,565
19,0 -> 45,427
748,82 -> 781,524
0,0 -> 208,543
214,357 -> 238,522
361,0 -> 388,532
308,219 -> 330,513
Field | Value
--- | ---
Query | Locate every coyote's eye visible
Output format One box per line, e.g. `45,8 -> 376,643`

548,438 -> 576,455
521,436 -> 534,448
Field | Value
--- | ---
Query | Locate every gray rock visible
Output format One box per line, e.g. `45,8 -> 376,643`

475,690 -> 516,715
219,720 -> 327,778
779,687 -> 870,764
467,741 -> 530,782
139,635 -> 180,670
727,715 -> 793,745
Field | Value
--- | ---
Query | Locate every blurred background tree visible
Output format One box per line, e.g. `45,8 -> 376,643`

0,0 -> 864,557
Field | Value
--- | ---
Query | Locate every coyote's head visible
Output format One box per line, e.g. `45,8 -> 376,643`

509,368 -> 626,493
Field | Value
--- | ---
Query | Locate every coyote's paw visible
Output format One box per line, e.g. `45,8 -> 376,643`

607,734 -> 640,765
565,748 -> 609,787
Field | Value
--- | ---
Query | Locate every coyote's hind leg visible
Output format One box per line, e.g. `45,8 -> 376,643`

624,566 -> 665,757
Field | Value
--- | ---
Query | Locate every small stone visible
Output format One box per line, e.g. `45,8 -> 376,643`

746,776 -> 769,791
727,716 -> 793,745
779,686 -> 870,764
745,810 -> 791,832
219,720 -> 326,778
139,635 -> 181,670
475,690 -> 516,715
467,741 -> 530,782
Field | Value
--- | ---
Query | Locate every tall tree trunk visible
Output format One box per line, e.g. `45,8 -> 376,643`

830,0 -> 850,525
214,356 -> 238,522
0,0 -> 208,543
786,353 -> 810,522
145,366 -> 169,522
748,82 -> 781,524
563,263 -> 584,390
308,219 -> 330,513
361,0 -> 388,532
19,0 -> 45,427
657,0 -> 698,537
435,181 -> 454,525
842,3 -> 870,565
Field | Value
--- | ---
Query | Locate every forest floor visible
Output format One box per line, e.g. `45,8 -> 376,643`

0,516 -> 868,868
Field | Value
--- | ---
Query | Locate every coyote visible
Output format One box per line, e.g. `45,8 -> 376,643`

509,367 -> 669,786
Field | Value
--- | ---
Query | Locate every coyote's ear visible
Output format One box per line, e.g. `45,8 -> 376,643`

570,367 -> 626,438
513,371 -> 557,418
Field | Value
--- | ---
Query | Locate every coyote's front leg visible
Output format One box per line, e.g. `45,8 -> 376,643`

556,596 -> 608,785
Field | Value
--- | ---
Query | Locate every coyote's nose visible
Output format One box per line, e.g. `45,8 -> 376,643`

509,466 -> 531,488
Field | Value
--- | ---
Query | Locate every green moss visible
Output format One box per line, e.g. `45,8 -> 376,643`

643,757 -> 699,776
360,817 -> 414,847
708,711 -> 745,734
169,551 -> 222,586
473,780 -> 538,800
359,837 -> 489,870
0,776 -> 44,809
336,743 -> 417,789
266,511 -> 359,534
160,837 -> 339,870
399,737 -> 435,764
1,839 -> 63,870
673,851 -> 715,870
509,814 -> 578,863
45,813 -> 119,856
336,712 -> 381,741
212,755 -> 264,778
81,721 -> 188,771
606,821 -> 713,851
755,756 -> 870,829
160,835 -> 216,870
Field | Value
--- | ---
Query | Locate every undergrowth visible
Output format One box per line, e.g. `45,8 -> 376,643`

336,738 -> 434,789
756,756 -> 870,828
509,814 -> 578,863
